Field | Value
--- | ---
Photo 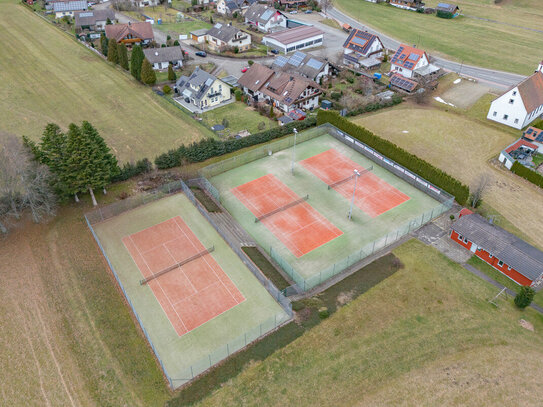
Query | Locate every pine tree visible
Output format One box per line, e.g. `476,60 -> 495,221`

167,64 -> 176,81
141,58 -> 157,85
106,17 -> 112,25
107,38 -> 118,64
100,33 -> 108,57
118,43 -> 129,70
130,45 -> 145,81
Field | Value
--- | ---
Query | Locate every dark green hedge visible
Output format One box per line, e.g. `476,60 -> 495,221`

317,110 -> 470,204
155,117 -> 317,169
112,158 -> 153,182
511,161 -> 543,188
346,95 -> 403,117
436,10 -> 454,19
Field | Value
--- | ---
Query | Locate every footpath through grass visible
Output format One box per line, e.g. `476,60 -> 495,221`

0,1 -> 211,162
334,0 -> 543,75
195,240 -> 543,407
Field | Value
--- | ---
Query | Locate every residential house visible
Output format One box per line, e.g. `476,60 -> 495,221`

272,51 -> 335,82
244,4 -> 287,33
278,0 -> 306,8
450,210 -> 543,287
53,0 -> 87,18
390,44 -> 439,79
174,67 -> 231,111
522,126 -> 543,150
206,23 -> 252,52
498,138 -> 538,169
435,2 -> 460,16
190,28 -> 208,43
216,0 -> 255,15
487,63 -> 543,129
105,22 -> 154,45
389,73 -> 419,93
238,63 -> 321,112
262,25 -> 324,54
74,9 -> 115,31
342,29 -> 384,70
389,0 -> 424,10
143,46 -> 184,70
130,0 -> 159,7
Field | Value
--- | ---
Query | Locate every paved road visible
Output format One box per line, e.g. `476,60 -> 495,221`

326,7 -> 526,89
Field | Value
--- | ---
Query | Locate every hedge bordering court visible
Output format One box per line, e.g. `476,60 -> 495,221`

317,110 -> 470,204
511,161 -> 543,188
155,117 -> 317,169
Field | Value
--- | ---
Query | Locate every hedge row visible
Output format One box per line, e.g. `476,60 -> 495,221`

155,116 -> 317,169
345,95 -> 403,117
511,161 -> 543,188
317,110 -> 470,204
112,158 -> 153,182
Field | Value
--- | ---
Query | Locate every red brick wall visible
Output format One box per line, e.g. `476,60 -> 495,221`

450,230 -> 472,250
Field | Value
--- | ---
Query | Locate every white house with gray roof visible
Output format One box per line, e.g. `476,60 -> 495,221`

74,9 -> 115,31
206,23 -> 252,52
53,0 -> 87,18
244,4 -> 287,33
143,46 -> 185,70
174,67 -> 231,112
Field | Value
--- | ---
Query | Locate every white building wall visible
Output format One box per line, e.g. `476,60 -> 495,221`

498,152 -> 514,170
487,86 -> 529,129
263,34 -> 324,54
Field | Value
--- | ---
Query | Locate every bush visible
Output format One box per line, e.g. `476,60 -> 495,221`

248,60 -> 254,66
234,89 -> 242,101
318,307 -> 329,319
514,286 -> 535,309
317,110 -> 470,204
173,40 -> 180,46
233,46 -> 239,54
330,91 -> 341,101
163,84 -> 172,94
511,161 -> 543,188
345,94 -> 403,117
112,158 -> 153,182
436,10 -> 454,19
154,117 -> 317,169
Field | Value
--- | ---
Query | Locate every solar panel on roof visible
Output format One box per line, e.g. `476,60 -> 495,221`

260,9 -> 274,20
79,12 -> 93,17
351,37 -> 368,47
306,58 -> 323,70
526,128 -> 533,134
274,55 -> 288,67
399,53 -> 406,59
408,53 -> 419,61
205,78 -> 214,86
288,51 -> 306,67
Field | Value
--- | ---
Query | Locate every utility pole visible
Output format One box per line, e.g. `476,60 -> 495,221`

291,128 -> 298,175
348,169 -> 361,221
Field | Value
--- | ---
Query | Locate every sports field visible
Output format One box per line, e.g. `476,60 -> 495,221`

92,193 -> 289,387
209,131 -> 445,289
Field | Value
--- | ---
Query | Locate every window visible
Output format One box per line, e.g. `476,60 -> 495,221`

493,111 -> 497,117
514,118 -> 519,124
463,237 -> 468,243
503,114 -> 508,120
513,91 -> 517,96
458,234 -> 463,240
489,253 -> 493,258
508,266 -> 512,270
509,99 -> 514,104
498,260 -> 504,267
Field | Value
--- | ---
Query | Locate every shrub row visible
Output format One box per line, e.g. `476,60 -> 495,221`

317,110 -> 470,204
345,95 -> 403,117
112,158 -> 153,182
511,161 -> 543,188
436,10 -> 454,19
155,116 -> 317,169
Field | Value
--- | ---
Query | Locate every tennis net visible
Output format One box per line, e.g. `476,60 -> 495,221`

255,195 -> 309,223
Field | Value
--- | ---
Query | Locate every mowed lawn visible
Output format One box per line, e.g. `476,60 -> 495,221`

202,102 -> 277,135
334,0 -> 543,75
0,2 -> 211,162
352,105 -> 543,250
196,240 -> 543,407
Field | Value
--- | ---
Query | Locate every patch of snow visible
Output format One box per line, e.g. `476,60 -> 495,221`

402,130 -> 409,134
434,96 -> 456,107
453,78 -> 461,84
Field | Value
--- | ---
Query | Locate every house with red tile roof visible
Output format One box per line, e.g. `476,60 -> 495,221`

498,138 -> 538,169
342,29 -> 384,70
390,44 -> 438,79
487,63 -> 543,129
105,22 -> 154,46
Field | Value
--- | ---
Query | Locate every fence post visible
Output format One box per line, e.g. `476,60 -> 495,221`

209,354 -> 212,367
190,365 -> 194,379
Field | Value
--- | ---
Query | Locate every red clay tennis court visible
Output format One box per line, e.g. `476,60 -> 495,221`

232,174 -> 342,257
122,217 -> 245,337
301,149 -> 410,218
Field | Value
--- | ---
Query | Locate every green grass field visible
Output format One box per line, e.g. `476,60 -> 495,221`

195,239 -> 543,407
208,128 -> 445,290
92,193 -> 289,388
202,102 -> 277,136
334,0 -> 543,75
0,1 -> 211,162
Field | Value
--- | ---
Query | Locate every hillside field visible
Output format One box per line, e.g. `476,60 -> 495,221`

195,239 -> 543,407
0,1 -> 211,163
334,0 -> 543,75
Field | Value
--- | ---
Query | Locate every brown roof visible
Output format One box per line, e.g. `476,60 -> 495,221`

237,63 -> 274,92
263,25 -> 323,45
105,22 -> 154,42
517,71 -> 543,114
261,72 -> 319,105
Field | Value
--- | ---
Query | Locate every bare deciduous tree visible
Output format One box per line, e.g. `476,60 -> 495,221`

470,173 -> 491,208
320,0 -> 332,13
0,133 -> 57,234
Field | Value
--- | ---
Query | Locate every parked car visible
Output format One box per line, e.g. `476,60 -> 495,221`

195,51 -> 207,57
241,66 -> 249,73
342,23 -> 352,32
289,10 -> 298,14
304,9 -> 312,13
270,48 -> 279,54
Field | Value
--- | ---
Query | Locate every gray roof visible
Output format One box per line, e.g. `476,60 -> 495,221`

272,51 -> 327,80
190,28 -> 208,37
175,67 -> 222,103
206,23 -> 241,43
451,213 -> 543,281
436,2 -> 459,13
143,46 -> 184,64
244,4 -> 283,25
53,0 -> 87,12
74,9 -> 114,28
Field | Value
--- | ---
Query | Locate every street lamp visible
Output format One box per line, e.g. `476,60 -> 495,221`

348,169 -> 361,221
291,128 -> 298,175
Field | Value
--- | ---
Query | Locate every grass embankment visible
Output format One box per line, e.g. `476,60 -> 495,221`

334,0 -> 543,75
195,240 -> 543,406
0,2 -> 211,163
352,104 -> 543,250
190,186 -> 221,212
242,247 -> 290,291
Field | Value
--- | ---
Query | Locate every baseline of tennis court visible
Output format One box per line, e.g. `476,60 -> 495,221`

122,216 -> 245,337
232,174 -> 342,257
300,149 -> 410,218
